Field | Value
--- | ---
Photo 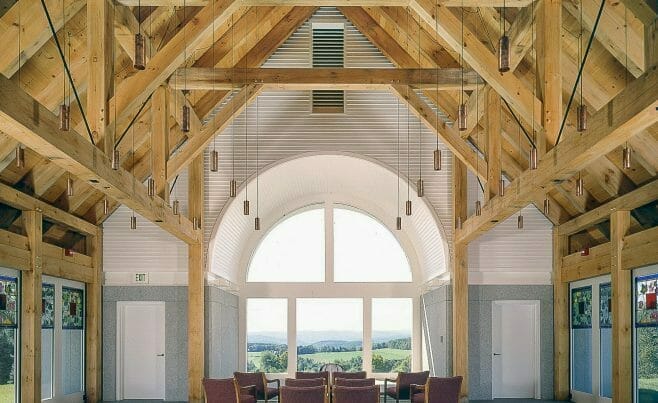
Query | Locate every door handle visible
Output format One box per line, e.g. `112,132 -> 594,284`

156,354 -> 165,357
493,353 -> 501,356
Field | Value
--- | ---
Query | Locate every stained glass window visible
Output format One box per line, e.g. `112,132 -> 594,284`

636,274 -> 658,327
62,287 -> 84,330
572,286 -> 593,329
42,283 -> 55,329
0,276 -> 18,328
600,283 -> 612,328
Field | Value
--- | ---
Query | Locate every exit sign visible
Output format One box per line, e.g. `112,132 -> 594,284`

133,273 -> 149,284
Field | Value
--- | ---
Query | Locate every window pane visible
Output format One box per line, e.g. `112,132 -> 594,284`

247,299 -> 288,373
62,287 -> 84,395
571,286 -> 592,394
42,283 -> 55,399
599,283 -> 612,398
636,274 -> 658,402
0,275 -> 18,403
297,299 -> 363,372
372,299 -> 412,373
248,208 -> 325,282
334,207 -> 411,282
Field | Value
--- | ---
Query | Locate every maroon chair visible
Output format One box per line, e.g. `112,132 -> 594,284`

280,385 -> 327,403
334,378 -> 376,387
384,371 -> 430,402
333,385 -> 380,403
233,371 -> 280,402
286,377 -> 326,387
296,371 -> 330,386
410,376 -> 462,403
332,371 -> 367,383
203,378 -> 256,403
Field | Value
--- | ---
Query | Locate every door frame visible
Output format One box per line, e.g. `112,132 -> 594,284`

491,299 -> 541,400
115,301 -> 166,400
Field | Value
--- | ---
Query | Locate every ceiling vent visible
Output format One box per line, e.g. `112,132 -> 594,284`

312,23 -> 345,113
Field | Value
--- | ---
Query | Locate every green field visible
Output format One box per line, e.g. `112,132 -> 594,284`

372,348 -> 411,360
0,384 -> 15,402
248,348 -> 411,372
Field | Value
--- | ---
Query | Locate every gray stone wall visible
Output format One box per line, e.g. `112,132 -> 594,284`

205,286 -> 239,378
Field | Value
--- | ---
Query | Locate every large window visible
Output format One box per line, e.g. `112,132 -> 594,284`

635,273 -> 658,403
0,274 -> 18,403
42,283 -> 55,400
372,299 -> 412,373
61,287 -> 84,395
571,285 -> 593,394
247,299 -> 288,373
297,299 -> 363,372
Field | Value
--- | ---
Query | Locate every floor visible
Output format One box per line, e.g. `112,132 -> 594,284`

103,400 -> 567,403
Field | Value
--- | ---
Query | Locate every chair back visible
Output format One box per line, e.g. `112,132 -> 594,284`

203,378 -> 238,403
280,385 -> 327,403
333,371 -> 367,381
319,363 -> 344,375
334,378 -> 376,387
296,371 -> 330,385
425,376 -> 462,403
396,371 -> 430,398
286,378 -> 326,387
333,385 -> 379,403
233,371 -> 264,396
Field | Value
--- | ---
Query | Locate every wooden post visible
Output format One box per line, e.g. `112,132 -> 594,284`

152,86 -> 170,202
87,0 -> 114,155
21,210 -> 42,403
85,229 -> 103,402
553,229 -> 570,400
188,154 -> 205,402
452,155 -> 468,398
538,0 -> 562,151
611,210 -> 632,402
485,90 -> 501,203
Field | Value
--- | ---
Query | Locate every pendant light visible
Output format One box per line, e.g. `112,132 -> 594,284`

529,143 -> 538,170
243,35 -> 250,216
130,215 -> 137,230
576,2 -> 587,132
211,148 -> 219,172
517,214 -> 524,229
59,23 -> 71,131
15,146 -> 24,169
209,0 -> 219,173
130,113 -> 137,230
475,200 -> 482,216
543,196 -> 550,216
134,0 -> 146,70
623,145 -> 631,169
67,174 -> 74,197
396,94 -> 402,230
474,74 -> 481,217
172,199 -> 180,216
111,149 -> 120,170
457,5 -> 467,131
181,0 -> 190,133
498,0 -> 510,73
193,217 -> 200,231
148,128 -> 155,197
254,7 -> 261,231
59,104 -> 70,131
575,172 -> 584,196
181,103 -> 191,133
433,1 -> 442,171
456,215 -> 462,230
499,177 -> 505,197
406,86 -> 412,216
229,14 -> 237,198
529,0 -> 538,170
103,198 -> 109,215
622,9 -> 632,170
516,113 -> 523,230
416,18 -> 424,198
172,175 -> 180,215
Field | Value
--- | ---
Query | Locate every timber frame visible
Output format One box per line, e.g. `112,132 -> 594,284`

0,0 -> 656,401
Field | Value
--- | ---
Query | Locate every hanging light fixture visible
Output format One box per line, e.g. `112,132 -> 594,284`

416,14 -> 424,198
474,66 -> 481,218
130,214 -> 137,230
15,146 -> 24,169
543,196 -> 550,216
433,149 -> 441,171
530,144 -> 538,170
210,149 -> 219,172
172,199 -> 180,216
576,104 -> 587,132
529,0 -> 538,170
255,217 -> 261,231
498,0 -> 510,73
475,200 -> 482,216
406,86 -> 412,216
254,9 -> 261,231
517,214 -> 524,229
622,11 -> 632,171
243,40 -> 250,216
181,0 -> 190,133
575,172 -> 584,196
623,144 -> 631,169
457,7 -> 467,131
67,175 -> 74,197
433,2 -> 442,171
457,103 -> 467,131
396,92 -> 402,230
111,148 -> 120,170
209,0 -> 219,174
456,216 -> 462,230
229,14 -> 237,199
134,0 -> 146,70
103,198 -> 109,215
576,2 -> 586,132
59,30 -> 71,131
193,217 -> 200,230
147,178 -> 155,197
229,179 -> 237,198
181,103 -> 191,133
499,177 -> 505,197
59,104 -> 70,131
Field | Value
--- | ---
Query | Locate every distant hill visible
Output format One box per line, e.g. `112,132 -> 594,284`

247,330 -> 411,347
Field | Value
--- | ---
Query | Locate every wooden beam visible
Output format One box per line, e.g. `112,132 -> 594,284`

452,155 -> 468,399
622,225 -> 658,270
553,229 -> 569,400
537,0 -> 562,149
187,154 -> 204,402
507,2 -> 538,72
0,182 -> 97,235
167,83 -> 263,181
390,84 -> 488,181
85,230 -> 103,402
485,90 -> 501,202
152,86 -> 170,202
114,3 -> 153,65
456,67 -> 658,244
558,179 -> 658,236
170,67 -> 483,90
0,74 -> 200,245
21,210 -> 42,403
561,242 -> 611,282
410,0 -> 543,130
0,0 -> 86,77
620,0 -> 657,26
88,0 -> 114,154
118,0 -> 532,4
611,210 -> 632,403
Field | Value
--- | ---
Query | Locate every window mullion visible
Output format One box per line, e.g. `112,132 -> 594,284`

363,297 -> 372,375
325,201 -> 334,283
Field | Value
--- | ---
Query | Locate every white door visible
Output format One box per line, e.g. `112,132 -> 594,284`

117,302 -> 166,399
492,300 -> 540,399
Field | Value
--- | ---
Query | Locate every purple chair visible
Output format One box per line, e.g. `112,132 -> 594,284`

384,371 -> 430,402
410,376 -> 462,403
203,378 -> 256,403
233,371 -> 280,402
333,385 -> 380,403
286,377 -> 326,387
296,371 -> 330,386
334,378 -> 376,387
332,371 -> 367,384
280,385 -> 327,403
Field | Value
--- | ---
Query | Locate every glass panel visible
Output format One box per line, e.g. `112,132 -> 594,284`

297,299 -> 363,372
248,208 -> 325,282
599,283 -> 612,398
62,287 -> 84,395
636,274 -> 658,402
333,207 -> 412,282
372,298 -> 412,373
0,276 -> 17,403
247,299 -> 288,373
42,283 -> 55,399
571,286 -> 592,394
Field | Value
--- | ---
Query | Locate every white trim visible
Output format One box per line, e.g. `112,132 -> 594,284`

311,22 -> 345,30
103,271 -> 188,286
468,271 -> 552,285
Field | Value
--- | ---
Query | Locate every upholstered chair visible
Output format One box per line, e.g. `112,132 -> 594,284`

280,385 -> 328,403
286,377 -> 326,387
203,378 -> 256,403
384,371 -> 430,402
332,371 -> 367,384
233,371 -> 280,402
333,385 -> 380,403
296,371 -> 330,386
410,376 -> 462,403
333,378 -> 376,387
